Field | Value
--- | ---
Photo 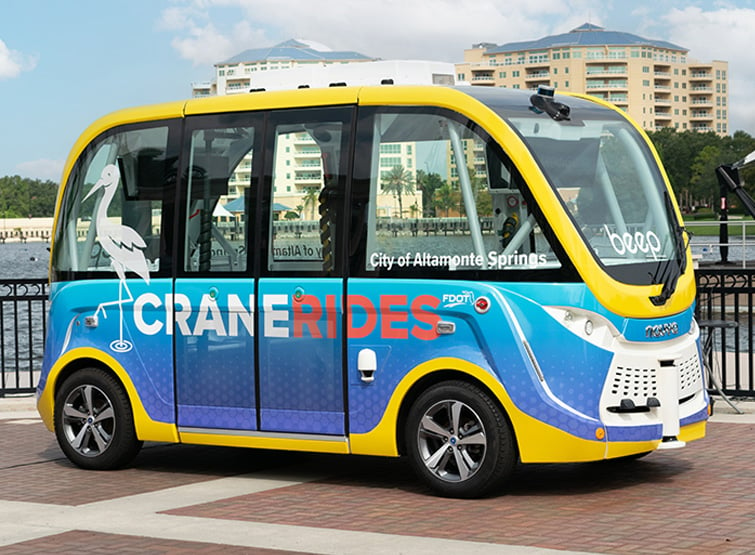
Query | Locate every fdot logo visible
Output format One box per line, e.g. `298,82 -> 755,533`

441,291 -> 476,307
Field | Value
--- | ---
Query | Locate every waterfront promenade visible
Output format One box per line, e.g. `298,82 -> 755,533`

0,218 -> 52,243
1,395 -> 754,554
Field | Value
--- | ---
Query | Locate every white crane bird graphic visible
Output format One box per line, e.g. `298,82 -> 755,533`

84,163 -> 150,352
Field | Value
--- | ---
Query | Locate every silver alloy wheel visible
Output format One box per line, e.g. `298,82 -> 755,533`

61,384 -> 116,457
416,399 -> 487,482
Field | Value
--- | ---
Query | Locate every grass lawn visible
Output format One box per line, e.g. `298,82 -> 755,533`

684,217 -> 755,237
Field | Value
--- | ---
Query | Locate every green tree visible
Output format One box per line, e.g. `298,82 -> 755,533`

381,165 -> 414,218
433,183 -> 458,217
415,169 -> 444,217
0,175 -> 59,218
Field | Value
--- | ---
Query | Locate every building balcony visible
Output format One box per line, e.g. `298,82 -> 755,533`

690,111 -> 713,121
525,71 -> 550,80
294,172 -> 322,183
471,74 -> 496,85
585,68 -> 627,77
691,86 -> 713,92
470,63 -> 498,71
586,81 -> 628,91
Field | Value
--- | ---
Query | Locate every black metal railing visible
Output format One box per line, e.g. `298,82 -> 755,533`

0,279 -> 48,396
695,268 -> 755,397
1,271 -> 754,398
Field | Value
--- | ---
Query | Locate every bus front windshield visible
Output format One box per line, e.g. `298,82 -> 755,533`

507,110 -> 684,288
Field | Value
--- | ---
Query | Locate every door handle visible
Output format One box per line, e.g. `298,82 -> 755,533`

357,348 -> 377,383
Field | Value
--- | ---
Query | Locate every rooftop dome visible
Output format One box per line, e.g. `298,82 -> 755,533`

487,23 -> 686,54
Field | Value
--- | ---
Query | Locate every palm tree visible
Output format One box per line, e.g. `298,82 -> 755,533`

302,187 -> 319,220
381,165 -> 414,218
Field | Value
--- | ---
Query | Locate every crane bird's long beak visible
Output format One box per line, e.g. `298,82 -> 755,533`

83,179 -> 105,202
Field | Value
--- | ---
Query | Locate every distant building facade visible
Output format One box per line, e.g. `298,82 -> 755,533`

456,23 -> 730,135
193,39 -> 455,97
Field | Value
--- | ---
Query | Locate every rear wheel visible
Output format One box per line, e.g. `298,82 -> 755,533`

405,380 -> 517,498
54,368 -> 142,469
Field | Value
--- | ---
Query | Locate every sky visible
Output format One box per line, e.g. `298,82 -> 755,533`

2,0 -> 755,181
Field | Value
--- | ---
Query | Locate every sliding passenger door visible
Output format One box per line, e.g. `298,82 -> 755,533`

257,107 -> 353,435
175,113 -> 261,430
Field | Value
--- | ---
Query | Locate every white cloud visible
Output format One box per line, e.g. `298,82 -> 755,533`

15,159 -> 64,182
160,3 -> 269,65
0,39 -> 36,79
162,0 -> 607,63
661,7 -> 755,133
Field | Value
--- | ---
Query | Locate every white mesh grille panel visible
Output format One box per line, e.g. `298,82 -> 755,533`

609,365 -> 659,403
678,352 -> 703,398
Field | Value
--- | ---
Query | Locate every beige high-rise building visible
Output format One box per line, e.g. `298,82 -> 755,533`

457,23 -> 729,135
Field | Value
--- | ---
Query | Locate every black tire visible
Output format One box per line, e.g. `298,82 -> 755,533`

54,367 -> 142,470
405,380 -> 517,498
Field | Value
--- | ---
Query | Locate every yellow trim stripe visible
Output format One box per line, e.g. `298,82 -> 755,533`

178,431 -> 349,454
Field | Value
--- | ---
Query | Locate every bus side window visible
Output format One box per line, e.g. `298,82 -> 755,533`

182,122 -> 257,274
350,108 -> 562,277
266,110 -> 350,275
52,124 -> 177,280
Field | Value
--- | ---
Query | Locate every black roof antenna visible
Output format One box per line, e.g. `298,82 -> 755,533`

530,85 -> 570,121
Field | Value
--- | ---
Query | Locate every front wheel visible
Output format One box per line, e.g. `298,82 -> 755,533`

54,368 -> 142,469
405,381 -> 517,498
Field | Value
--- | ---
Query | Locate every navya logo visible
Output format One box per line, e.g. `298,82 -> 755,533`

441,291 -> 476,307
645,321 -> 680,339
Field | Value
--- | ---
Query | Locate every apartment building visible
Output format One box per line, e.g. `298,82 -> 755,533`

456,23 -> 729,135
193,39 -> 377,97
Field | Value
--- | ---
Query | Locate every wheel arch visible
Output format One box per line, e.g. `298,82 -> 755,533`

395,369 -> 516,457
39,347 -> 178,443
349,357 -> 521,458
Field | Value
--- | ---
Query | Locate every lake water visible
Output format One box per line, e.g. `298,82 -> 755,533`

0,242 -> 50,280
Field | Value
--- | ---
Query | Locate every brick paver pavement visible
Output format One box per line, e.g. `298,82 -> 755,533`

1,405 -> 754,554
0,530 -> 309,555
166,422 -> 755,554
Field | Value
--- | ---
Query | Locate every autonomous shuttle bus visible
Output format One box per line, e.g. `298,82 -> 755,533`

37,85 -> 706,497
